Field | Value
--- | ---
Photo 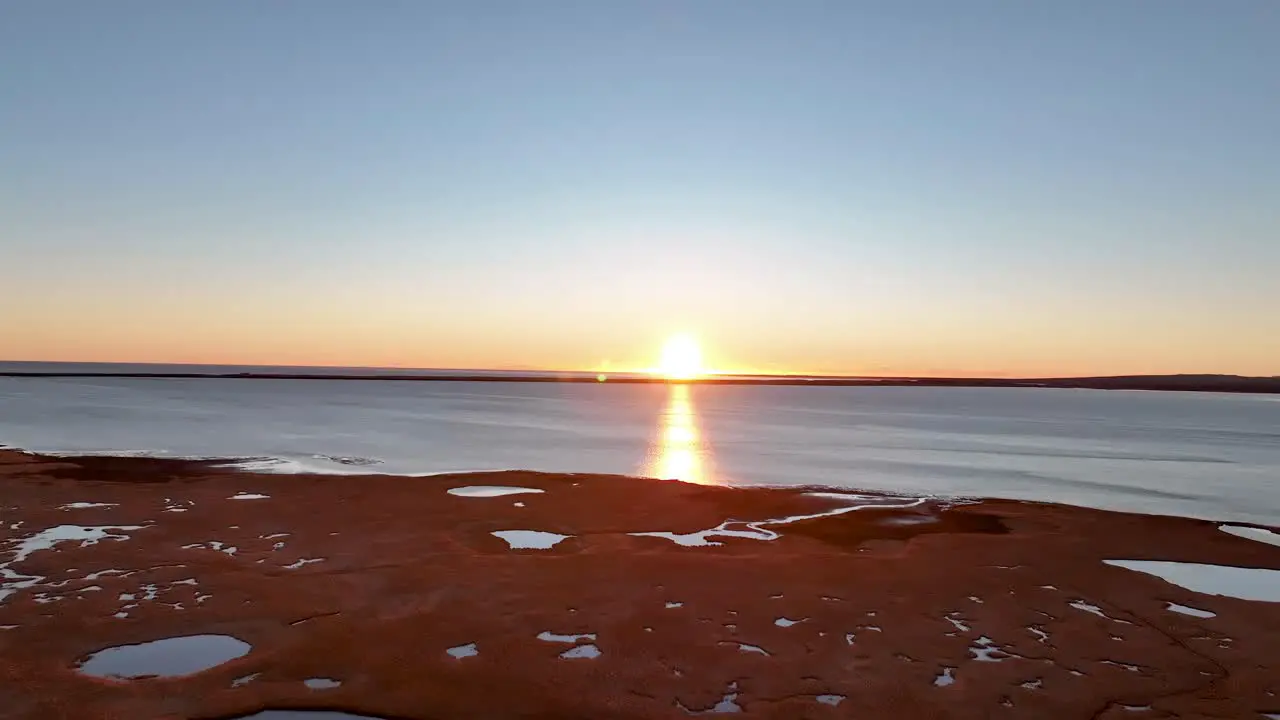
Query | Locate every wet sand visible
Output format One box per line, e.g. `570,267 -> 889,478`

1,449 -> 1278,719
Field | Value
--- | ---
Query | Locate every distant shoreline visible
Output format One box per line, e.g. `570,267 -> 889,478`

2,370 -> 1277,393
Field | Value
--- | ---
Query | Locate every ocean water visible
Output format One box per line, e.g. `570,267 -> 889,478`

1,376 -> 1277,525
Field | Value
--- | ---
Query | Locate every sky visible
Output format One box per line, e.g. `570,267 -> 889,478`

3,1 -> 1278,377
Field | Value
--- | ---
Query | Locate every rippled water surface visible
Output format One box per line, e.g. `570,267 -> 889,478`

2,376 -> 1277,524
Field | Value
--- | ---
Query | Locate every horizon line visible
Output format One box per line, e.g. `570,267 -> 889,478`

0,359 -> 1275,383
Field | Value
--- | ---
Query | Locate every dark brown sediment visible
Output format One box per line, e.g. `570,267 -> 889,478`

0,449 -> 1278,719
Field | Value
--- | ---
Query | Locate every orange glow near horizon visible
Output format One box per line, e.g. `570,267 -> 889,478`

644,384 -> 715,484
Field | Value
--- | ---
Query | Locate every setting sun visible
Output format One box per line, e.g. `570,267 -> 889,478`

657,334 -> 705,380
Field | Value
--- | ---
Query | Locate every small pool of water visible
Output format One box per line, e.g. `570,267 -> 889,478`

77,634 -> 251,679
1106,560 -> 1280,602
448,486 -> 544,497
491,530 -> 571,549
224,707 -> 384,712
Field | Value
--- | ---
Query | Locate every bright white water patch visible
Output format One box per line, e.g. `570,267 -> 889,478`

229,493 -> 270,500
632,493 -> 927,547
448,486 -> 545,498
77,634 -> 251,679
10,524 -> 145,563
537,631 -> 596,643
1218,524 -> 1280,548
1068,600 -> 1130,623
1028,626 -> 1051,643
60,502 -> 118,510
934,667 -> 956,686
225,707 -> 384,712
446,643 -> 478,659
816,695 -> 845,706
969,636 -> 1009,662
559,643 -> 601,659
83,568 -> 131,580
284,558 -> 324,570
304,678 -> 342,689
944,613 -> 970,632
232,673 -> 259,687
491,530 -> 571,550
1105,560 -> 1280,602
665,601 -> 684,609
1166,602 -> 1216,618
680,682 -> 741,714
774,617 -> 806,627
726,642 -> 769,655
182,541 -> 237,556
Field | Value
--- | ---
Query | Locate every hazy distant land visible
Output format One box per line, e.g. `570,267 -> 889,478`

0,363 -> 1276,394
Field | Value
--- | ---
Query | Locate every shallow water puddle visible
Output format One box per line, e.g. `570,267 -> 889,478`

537,631 -> 596,643
969,636 -> 1011,662
1105,560 -> 1280,602
304,677 -> 342,689
559,643 -> 601,659
1218,524 -> 1280,548
224,707 -> 384,712
60,502 -> 118,510
632,493 -> 926,547
816,694 -> 844,706
934,667 -> 956,686
77,634 -> 251,679
774,617 -> 806,627
229,493 -> 270,500
680,681 -> 742,714
182,541 -> 237,556
721,642 -> 769,655
11,525 -> 146,563
1068,600 -> 1130,623
446,642 -> 478,659
491,530 -> 571,549
284,558 -> 325,570
448,486 -> 545,498
1166,602 -> 1216,618
2,524 -> 146,603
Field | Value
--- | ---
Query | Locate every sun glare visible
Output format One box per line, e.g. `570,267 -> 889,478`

657,333 -> 704,380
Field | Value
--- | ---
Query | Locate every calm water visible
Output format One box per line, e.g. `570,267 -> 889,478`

1,376 -> 1278,525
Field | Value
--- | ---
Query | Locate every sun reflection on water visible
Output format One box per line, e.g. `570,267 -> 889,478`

644,384 -> 715,485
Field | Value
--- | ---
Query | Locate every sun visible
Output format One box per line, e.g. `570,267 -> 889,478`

657,333 -> 704,380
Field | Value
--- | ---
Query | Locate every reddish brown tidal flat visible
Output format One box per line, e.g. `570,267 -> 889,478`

1,449 -> 1278,719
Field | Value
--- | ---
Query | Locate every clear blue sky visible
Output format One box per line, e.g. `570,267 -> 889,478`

3,1 -> 1278,376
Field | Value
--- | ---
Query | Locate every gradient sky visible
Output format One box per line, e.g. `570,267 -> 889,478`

3,1 -> 1278,377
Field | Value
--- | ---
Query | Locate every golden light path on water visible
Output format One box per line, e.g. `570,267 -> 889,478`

643,383 -> 716,485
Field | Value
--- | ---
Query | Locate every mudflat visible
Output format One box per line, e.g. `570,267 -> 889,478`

1,449 -> 1277,719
